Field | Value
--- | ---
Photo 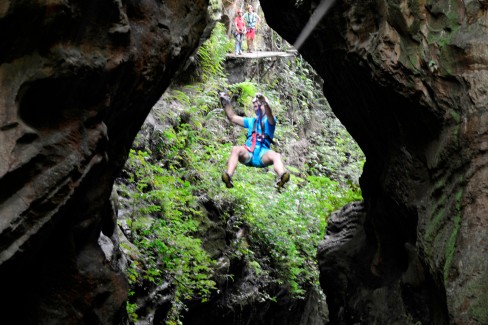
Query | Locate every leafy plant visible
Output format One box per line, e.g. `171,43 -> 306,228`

229,81 -> 258,108
120,149 -> 216,323
196,22 -> 232,82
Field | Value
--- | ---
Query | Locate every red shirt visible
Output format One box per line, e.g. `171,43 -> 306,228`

234,15 -> 245,33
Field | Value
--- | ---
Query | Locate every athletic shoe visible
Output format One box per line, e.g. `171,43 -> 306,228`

222,171 -> 234,188
276,171 -> 290,188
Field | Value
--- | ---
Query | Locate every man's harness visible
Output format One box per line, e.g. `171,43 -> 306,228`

244,113 -> 275,153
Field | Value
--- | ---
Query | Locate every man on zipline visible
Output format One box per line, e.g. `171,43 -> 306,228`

219,92 -> 290,188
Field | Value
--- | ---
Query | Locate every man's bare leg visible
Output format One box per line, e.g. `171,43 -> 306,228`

262,150 -> 285,175
262,150 -> 289,187
227,146 -> 250,176
223,146 -> 250,188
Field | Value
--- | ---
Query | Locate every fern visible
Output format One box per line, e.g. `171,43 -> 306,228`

171,90 -> 191,106
229,81 -> 257,108
196,22 -> 232,81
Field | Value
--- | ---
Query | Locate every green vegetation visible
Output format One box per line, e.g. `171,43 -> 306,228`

444,187 -> 463,282
119,149 -> 217,323
117,22 -> 364,324
196,22 -> 233,82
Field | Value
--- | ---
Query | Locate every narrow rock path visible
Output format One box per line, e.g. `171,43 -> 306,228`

227,50 -> 296,59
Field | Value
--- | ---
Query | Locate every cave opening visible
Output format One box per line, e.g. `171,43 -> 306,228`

113,2 -> 365,324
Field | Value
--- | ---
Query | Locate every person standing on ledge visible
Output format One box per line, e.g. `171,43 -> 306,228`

233,8 -> 246,55
243,4 -> 260,53
219,92 -> 290,188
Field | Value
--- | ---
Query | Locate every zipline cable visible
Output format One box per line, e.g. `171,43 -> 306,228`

293,0 -> 337,50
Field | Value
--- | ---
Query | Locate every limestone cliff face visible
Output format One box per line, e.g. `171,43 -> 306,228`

262,0 -> 488,324
0,0 -> 208,323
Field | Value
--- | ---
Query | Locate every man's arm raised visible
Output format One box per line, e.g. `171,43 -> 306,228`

220,93 -> 244,126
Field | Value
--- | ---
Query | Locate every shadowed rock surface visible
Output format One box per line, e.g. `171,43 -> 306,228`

0,0 -> 209,323
262,0 -> 488,324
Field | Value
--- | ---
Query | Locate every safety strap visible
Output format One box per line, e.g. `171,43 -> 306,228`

246,132 -> 257,153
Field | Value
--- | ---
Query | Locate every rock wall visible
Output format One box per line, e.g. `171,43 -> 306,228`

0,0 -> 209,323
261,0 -> 488,324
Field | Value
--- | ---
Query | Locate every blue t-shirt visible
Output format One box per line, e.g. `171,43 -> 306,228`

243,116 -> 276,149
